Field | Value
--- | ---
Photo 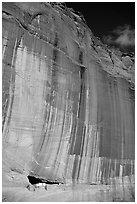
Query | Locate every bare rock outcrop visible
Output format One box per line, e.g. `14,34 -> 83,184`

2,2 -> 135,201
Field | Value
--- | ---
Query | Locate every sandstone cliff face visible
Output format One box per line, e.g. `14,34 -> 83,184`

2,2 -> 134,188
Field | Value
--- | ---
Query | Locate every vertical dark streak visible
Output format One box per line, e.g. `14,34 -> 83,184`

78,68 -> 85,119
53,33 -> 58,63
77,125 -> 86,180
38,103 -> 51,152
80,125 -> 86,157
53,109 -> 66,168
2,94 -> 9,131
69,116 -> 77,154
50,33 -> 58,106
3,28 -> 24,137
72,155 -> 78,182
69,50 -> 86,156
39,122 -> 49,152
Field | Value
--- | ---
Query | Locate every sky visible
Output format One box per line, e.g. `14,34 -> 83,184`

65,2 -> 135,53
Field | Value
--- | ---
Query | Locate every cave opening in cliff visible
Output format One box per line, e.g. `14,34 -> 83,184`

27,175 -> 43,185
27,175 -> 61,185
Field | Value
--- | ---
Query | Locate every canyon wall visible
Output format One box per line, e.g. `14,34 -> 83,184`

2,2 -> 135,185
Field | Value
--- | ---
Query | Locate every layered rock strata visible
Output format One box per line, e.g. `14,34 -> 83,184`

2,2 -> 135,188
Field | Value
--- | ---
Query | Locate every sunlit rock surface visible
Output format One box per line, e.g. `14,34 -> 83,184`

2,2 -> 135,201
